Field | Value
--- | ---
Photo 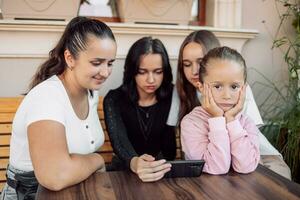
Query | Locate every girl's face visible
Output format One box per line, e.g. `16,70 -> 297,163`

182,42 -> 204,88
201,59 -> 245,112
71,36 -> 117,90
135,53 -> 164,97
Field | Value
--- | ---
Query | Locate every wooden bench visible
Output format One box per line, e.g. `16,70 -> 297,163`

0,97 -> 181,191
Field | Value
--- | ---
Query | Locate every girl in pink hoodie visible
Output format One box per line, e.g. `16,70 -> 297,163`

181,46 -> 260,174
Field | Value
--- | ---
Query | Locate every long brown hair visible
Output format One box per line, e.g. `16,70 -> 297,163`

29,16 -> 115,90
176,30 -> 220,122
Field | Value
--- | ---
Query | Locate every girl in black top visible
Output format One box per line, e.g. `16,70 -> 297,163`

104,37 -> 176,182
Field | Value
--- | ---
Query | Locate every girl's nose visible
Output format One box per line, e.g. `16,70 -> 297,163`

222,89 -> 231,99
147,73 -> 155,83
99,65 -> 109,78
192,63 -> 199,75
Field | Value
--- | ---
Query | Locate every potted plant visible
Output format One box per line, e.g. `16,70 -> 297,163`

112,0 -> 194,25
1,0 -> 81,21
256,0 -> 300,182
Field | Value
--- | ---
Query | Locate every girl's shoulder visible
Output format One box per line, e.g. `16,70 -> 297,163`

104,86 -> 129,107
182,106 -> 210,122
25,75 -> 65,102
180,106 -> 210,131
105,86 -> 123,98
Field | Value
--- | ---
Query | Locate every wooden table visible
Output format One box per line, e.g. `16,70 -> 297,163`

36,165 -> 300,200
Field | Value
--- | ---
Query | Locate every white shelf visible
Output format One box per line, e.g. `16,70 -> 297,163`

0,19 -> 258,58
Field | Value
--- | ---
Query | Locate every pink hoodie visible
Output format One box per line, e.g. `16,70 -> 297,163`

181,106 -> 260,174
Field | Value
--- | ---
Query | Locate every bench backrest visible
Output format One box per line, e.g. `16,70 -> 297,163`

0,97 -> 181,191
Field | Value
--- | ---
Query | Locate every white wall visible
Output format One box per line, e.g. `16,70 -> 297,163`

241,0 -> 294,111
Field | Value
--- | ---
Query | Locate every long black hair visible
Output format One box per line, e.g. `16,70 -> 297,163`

122,36 -> 173,103
29,16 -> 115,90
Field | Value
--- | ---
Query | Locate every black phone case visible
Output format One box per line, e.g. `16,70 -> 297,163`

164,160 -> 205,178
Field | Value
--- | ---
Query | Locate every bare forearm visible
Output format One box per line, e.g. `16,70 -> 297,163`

67,153 -> 104,183
38,153 -> 104,191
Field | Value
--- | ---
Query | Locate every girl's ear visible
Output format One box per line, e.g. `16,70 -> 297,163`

196,81 -> 204,93
64,49 -> 75,70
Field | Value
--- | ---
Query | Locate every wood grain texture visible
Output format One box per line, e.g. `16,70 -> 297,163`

0,113 -> 15,123
0,147 -> 9,157
0,124 -> 12,134
0,97 -> 23,113
0,182 -> 5,191
0,171 -> 6,182
0,158 -> 9,169
0,135 -> 10,146
36,165 -> 300,200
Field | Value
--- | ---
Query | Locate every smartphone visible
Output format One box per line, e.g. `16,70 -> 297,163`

164,160 -> 205,178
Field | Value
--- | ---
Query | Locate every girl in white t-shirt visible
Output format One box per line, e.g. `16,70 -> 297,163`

0,16 -> 117,200
167,30 -> 291,179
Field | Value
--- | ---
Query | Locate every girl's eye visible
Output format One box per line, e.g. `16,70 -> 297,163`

214,85 -> 222,90
138,70 -> 146,75
108,62 -> 113,67
91,61 -> 114,67
155,70 -> 163,74
183,62 -> 191,67
231,85 -> 240,90
91,61 -> 102,66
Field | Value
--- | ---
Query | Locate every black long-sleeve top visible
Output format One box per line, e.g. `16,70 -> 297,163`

103,86 -> 176,169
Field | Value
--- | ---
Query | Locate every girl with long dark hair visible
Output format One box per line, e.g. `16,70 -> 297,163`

104,37 -> 176,182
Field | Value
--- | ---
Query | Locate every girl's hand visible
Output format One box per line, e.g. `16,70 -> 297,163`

130,154 -> 171,182
224,84 -> 246,123
96,165 -> 106,173
200,83 -> 224,117
94,153 -> 106,173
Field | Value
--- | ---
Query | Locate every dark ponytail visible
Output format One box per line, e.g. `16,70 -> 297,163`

29,16 -> 115,90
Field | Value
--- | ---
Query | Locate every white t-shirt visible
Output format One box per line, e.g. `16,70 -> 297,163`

9,75 -> 104,171
167,85 -> 280,156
